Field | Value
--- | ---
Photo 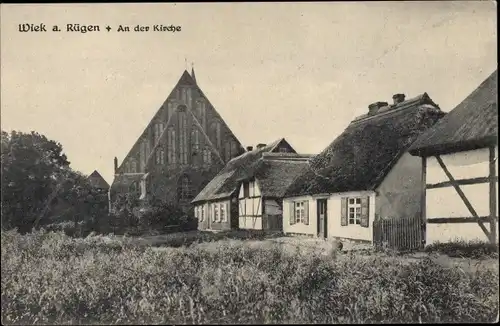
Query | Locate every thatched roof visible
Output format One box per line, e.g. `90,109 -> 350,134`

192,138 -> 299,203
240,154 -> 310,198
88,170 -> 110,189
409,70 -> 498,157
285,93 -> 446,197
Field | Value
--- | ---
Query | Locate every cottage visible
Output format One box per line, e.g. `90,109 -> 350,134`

191,138 -> 306,232
283,93 -> 445,243
409,70 -> 498,245
87,170 -> 110,193
236,152 -> 311,231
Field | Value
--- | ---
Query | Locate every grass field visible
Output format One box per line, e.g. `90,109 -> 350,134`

1,229 -> 499,324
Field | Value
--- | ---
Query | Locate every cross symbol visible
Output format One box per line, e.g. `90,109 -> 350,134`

106,26 -> 111,32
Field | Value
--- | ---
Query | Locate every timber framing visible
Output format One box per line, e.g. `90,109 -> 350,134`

427,216 -> 491,224
426,176 -> 497,189
489,146 -> 497,243
425,153 -> 498,243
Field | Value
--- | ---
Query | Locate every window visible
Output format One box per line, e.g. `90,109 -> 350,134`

155,148 -> 165,165
295,202 -> 306,224
167,127 -> 176,164
199,206 -> 205,222
178,175 -> 192,202
130,182 -> 140,197
179,111 -> 188,164
211,121 -> 221,149
221,203 -> 228,222
214,204 -> 220,222
197,100 -> 206,128
243,182 -> 250,198
181,88 -> 187,104
167,102 -> 175,119
348,198 -> 362,225
154,123 -> 165,143
130,160 -> 137,173
231,141 -> 238,158
186,88 -> 192,106
203,147 -> 212,164
191,128 -> 200,152
139,179 -> 147,200
279,147 -> 288,153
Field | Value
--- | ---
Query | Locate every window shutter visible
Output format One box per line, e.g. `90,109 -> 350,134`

304,201 -> 309,225
360,196 -> 370,228
341,197 -> 348,226
289,202 -> 295,225
225,203 -> 229,222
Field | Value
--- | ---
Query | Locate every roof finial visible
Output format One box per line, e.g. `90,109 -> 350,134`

191,62 -> 197,84
184,57 -> 187,71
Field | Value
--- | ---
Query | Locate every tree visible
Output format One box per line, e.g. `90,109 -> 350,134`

1,130 -> 108,233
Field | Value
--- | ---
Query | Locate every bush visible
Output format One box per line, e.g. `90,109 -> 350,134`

425,239 -> 499,259
1,229 -> 498,324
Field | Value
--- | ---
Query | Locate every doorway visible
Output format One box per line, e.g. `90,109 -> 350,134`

317,199 -> 328,238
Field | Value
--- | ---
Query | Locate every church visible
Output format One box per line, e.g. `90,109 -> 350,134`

109,67 -> 245,213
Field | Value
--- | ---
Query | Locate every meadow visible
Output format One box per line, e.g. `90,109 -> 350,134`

1,229 -> 499,324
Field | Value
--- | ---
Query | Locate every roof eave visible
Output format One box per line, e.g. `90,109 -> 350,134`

409,136 -> 498,157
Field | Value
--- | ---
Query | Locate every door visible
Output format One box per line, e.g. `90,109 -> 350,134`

317,199 -> 328,238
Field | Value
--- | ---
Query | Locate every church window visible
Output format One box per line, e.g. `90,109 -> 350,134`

167,127 -> 176,164
178,175 -> 193,202
178,110 -> 188,164
203,147 -> 212,164
211,121 -> 221,149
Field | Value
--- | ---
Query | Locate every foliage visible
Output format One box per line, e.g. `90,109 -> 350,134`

1,130 -> 108,233
2,229 -> 498,324
425,239 -> 499,259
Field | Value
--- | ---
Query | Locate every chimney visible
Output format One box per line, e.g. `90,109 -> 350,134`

246,146 -> 253,151
256,143 -> 266,149
114,157 -> 118,173
368,101 -> 388,115
392,93 -> 406,105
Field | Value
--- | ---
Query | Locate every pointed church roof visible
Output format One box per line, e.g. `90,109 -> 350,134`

178,70 -> 196,86
191,65 -> 197,84
88,170 -> 110,189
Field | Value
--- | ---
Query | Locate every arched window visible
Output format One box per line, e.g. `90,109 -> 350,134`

167,102 -> 175,120
167,127 -> 176,164
197,99 -> 206,128
191,128 -> 200,153
155,148 -> 165,165
130,182 -> 140,197
211,121 -> 221,149
154,123 -> 165,143
203,147 -> 212,164
231,141 -> 238,158
130,160 -> 137,173
178,109 -> 188,164
178,175 -> 193,202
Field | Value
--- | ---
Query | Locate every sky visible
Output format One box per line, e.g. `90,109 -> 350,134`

1,2 -> 497,185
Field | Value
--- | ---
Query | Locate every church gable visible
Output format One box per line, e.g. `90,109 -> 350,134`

116,68 -> 244,177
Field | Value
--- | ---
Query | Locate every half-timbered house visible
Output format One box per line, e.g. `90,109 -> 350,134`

236,152 -> 310,231
192,138 -> 305,231
409,70 -> 498,245
283,93 -> 445,243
